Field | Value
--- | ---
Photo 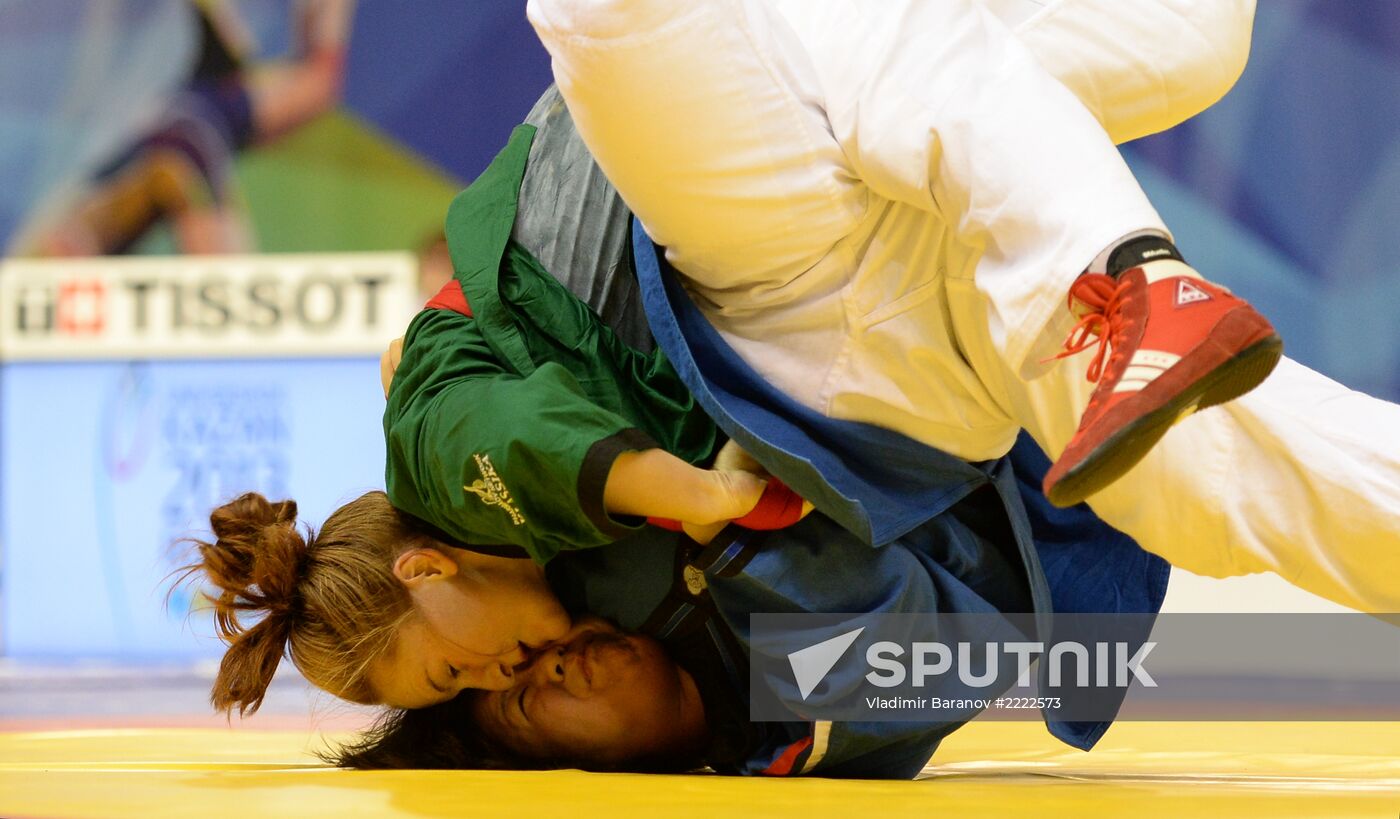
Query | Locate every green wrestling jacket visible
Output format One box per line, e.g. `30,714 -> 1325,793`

383,125 -> 718,564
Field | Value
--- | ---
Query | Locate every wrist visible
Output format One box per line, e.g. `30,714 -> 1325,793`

604,448 -> 726,522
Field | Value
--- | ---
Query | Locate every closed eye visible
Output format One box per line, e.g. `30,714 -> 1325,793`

517,687 -> 529,722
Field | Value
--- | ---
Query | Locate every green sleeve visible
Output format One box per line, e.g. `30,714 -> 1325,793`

499,242 -> 718,466
386,361 -> 657,564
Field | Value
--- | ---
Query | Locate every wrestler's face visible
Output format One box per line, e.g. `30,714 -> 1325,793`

369,547 -> 571,708
469,619 -> 708,767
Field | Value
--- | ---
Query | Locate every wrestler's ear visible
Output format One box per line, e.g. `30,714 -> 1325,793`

392,547 -> 459,587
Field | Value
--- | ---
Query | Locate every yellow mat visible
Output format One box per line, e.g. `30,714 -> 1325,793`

3,722 -> 1397,819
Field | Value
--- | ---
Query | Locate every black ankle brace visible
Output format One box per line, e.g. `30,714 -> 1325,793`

1106,235 -> 1184,278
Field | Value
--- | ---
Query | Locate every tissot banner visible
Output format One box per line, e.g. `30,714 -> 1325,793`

0,253 -> 417,360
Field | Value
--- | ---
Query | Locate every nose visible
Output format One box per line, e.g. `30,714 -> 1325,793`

498,642 -> 529,670
517,645 -> 567,684
513,643 -> 543,673
460,662 -> 518,692
452,643 -> 534,693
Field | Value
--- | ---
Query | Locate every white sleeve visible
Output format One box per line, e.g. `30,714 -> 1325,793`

1011,0 -> 1256,143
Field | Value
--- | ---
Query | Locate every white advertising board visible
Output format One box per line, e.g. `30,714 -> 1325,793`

0,253 -> 418,360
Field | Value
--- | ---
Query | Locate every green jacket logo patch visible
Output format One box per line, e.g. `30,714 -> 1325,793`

465,453 -> 526,526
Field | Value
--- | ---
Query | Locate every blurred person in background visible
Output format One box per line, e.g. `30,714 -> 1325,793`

9,0 -> 353,257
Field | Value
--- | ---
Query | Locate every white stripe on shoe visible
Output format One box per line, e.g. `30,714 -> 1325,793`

1133,350 -> 1182,369
1112,349 -> 1181,394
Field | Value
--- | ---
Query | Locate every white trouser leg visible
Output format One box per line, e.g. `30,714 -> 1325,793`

990,337 -> 1400,613
987,0 -> 1258,369
965,2 -> 1400,612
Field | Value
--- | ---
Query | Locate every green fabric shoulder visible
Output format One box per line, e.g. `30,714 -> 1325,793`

383,126 -> 716,563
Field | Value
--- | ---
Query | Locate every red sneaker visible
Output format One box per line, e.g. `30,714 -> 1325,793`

1042,261 -> 1282,507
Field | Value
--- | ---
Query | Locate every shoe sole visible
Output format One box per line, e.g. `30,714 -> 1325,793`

1045,333 -> 1284,508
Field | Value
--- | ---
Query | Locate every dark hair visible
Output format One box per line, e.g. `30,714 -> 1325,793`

329,692 -> 706,774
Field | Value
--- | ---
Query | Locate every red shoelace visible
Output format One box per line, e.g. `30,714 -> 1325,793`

1048,273 -> 1135,384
